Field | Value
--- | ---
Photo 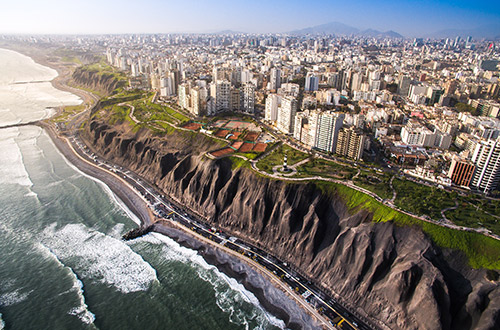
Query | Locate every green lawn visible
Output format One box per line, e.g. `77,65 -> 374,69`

392,178 -> 456,220
108,105 -> 135,126
294,158 -> 357,180
229,156 -> 252,170
445,196 -> 500,236
257,144 -> 309,174
354,172 -> 393,200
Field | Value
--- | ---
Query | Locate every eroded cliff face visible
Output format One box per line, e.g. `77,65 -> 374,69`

84,120 -> 500,330
72,67 -> 125,95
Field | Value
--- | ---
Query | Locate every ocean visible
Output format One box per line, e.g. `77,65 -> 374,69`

0,48 -> 284,330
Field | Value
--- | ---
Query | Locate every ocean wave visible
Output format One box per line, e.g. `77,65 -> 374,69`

0,289 -> 32,307
0,312 -> 4,330
24,191 -> 39,199
37,244 -> 96,325
0,128 -> 33,187
108,223 -> 125,239
142,233 -> 285,329
42,223 -> 158,293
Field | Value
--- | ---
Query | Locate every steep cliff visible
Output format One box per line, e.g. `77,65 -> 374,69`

72,65 -> 126,95
83,120 -> 500,330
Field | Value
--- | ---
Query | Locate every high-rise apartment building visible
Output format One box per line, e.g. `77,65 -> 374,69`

471,138 -> 500,193
270,67 -> 281,91
305,73 -> 319,92
277,96 -> 297,134
178,83 -> 190,110
210,80 -> 231,113
335,127 -> 366,160
230,88 -> 240,111
398,75 -> 411,96
190,86 -> 207,116
265,94 -> 280,122
315,112 -> 344,153
240,84 -> 255,114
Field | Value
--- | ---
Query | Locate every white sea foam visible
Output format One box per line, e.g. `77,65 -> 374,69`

0,128 -> 33,187
42,223 -> 158,293
0,49 -> 82,126
0,289 -> 32,307
24,191 -> 38,198
0,48 -> 57,84
37,244 -> 96,325
0,312 -> 4,330
108,223 -> 125,239
140,233 -> 286,329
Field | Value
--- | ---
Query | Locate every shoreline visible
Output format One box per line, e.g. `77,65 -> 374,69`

40,121 -> 322,329
4,46 -> 331,330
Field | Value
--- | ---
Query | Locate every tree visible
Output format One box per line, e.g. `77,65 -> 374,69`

455,102 -> 478,115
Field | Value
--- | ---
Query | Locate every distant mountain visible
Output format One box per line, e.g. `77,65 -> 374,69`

212,30 -> 244,35
359,29 -> 404,39
426,24 -> 500,39
289,21 -> 403,38
290,22 -> 359,36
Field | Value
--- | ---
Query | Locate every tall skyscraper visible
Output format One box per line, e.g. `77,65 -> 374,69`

398,75 -> 411,96
350,72 -> 363,92
277,96 -> 297,134
270,67 -> 281,91
471,138 -> 500,194
315,112 -> 344,153
265,94 -> 281,122
305,73 -> 319,92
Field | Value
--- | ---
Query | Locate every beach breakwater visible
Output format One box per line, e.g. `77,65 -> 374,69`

82,118 -> 500,330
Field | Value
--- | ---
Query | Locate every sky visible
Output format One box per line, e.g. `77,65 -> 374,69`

0,0 -> 499,37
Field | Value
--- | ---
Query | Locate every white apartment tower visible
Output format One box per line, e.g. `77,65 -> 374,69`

210,80 -> 231,113
305,73 -> 319,92
277,96 -> 297,134
265,94 -> 281,122
241,84 -> 255,114
471,138 -> 500,194
315,112 -> 344,153
190,87 -> 207,116
178,83 -> 190,110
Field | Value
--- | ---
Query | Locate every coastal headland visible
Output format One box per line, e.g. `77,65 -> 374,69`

4,42 -> 500,330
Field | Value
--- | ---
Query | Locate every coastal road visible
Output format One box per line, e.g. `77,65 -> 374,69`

61,127 -> 372,329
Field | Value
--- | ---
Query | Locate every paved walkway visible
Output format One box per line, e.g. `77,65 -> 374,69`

249,157 -> 500,242
272,157 -> 310,177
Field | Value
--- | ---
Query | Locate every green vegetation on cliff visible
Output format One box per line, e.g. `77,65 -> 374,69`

72,60 -> 127,96
316,181 -> 500,270
393,178 -> 500,236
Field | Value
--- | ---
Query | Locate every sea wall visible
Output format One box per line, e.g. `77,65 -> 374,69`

83,120 -> 500,330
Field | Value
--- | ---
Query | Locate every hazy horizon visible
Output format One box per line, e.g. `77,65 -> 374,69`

1,0 -> 499,37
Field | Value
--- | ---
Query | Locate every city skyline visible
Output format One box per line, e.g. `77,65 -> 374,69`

1,0 -> 499,37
